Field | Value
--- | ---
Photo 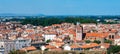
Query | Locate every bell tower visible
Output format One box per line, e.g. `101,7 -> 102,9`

76,22 -> 83,41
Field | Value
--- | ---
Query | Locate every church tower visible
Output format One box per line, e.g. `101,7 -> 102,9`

76,22 -> 83,41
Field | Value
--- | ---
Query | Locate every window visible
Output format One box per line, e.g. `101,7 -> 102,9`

112,35 -> 114,39
1,45 -> 3,48
109,35 -> 111,39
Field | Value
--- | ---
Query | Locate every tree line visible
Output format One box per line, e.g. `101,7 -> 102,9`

21,17 -> 97,26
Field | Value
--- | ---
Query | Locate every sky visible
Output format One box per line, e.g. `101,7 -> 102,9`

0,0 -> 120,15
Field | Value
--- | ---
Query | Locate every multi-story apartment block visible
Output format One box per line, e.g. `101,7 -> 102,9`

0,40 -> 15,54
15,38 -> 31,50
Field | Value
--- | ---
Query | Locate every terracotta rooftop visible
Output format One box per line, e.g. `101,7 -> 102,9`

86,32 -> 109,38
81,43 -> 99,48
100,43 -> 110,49
21,46 -> 36,51
45,45 -> 56,49
70,44 -> 81,48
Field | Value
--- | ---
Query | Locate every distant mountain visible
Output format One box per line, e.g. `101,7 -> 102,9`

0,13 -> 44,16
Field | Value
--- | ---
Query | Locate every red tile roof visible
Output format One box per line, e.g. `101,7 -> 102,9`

21,46 -> 36,51
86,32 -> 109,38
45,45 -> 56,49
100,43 -> 110,49
70,44 -> 81,48
81,43 -> 99,48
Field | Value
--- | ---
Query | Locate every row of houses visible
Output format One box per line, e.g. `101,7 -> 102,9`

0,22 -> 120,54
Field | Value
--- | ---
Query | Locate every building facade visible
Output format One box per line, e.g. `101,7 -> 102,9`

0,40 -> 15,54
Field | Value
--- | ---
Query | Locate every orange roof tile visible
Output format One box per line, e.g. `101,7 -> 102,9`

45,45 -> 56,49
52,24 -> 61,27
21,46 -> 36,51
50,48 -> 62,51
86,33 -> 109,38
25,29 -> 34,33
81,43 -> 99,48
109,29 -> 117,33
100,43 -> 110,48
70,44 -> 81,48
114,36 -> 120,39
55,42 -> 64,47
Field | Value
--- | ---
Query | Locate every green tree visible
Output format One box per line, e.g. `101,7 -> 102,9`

21,17 -> 97,26
85,40 -> 91,43
107,45 -> 120,54
104,39 -> 112,44
93,40 -> 101,44
46,39 -> 51,43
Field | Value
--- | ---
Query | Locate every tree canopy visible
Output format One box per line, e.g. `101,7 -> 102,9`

85,40 -> 91,43
104,39 -> 112,44
107,45 -> 120,54
21,17 -> 97,26
93,40 -> 101,44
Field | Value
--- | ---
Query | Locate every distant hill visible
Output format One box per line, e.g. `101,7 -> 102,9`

0,13 -> 44,16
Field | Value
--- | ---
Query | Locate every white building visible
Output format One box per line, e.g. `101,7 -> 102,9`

114,36 -> 120,45
43,34 -> 56,41
63,44 -> 71,51
15,38 -> 31,50
0,38 -> 31,54
0,40 -> 15,54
